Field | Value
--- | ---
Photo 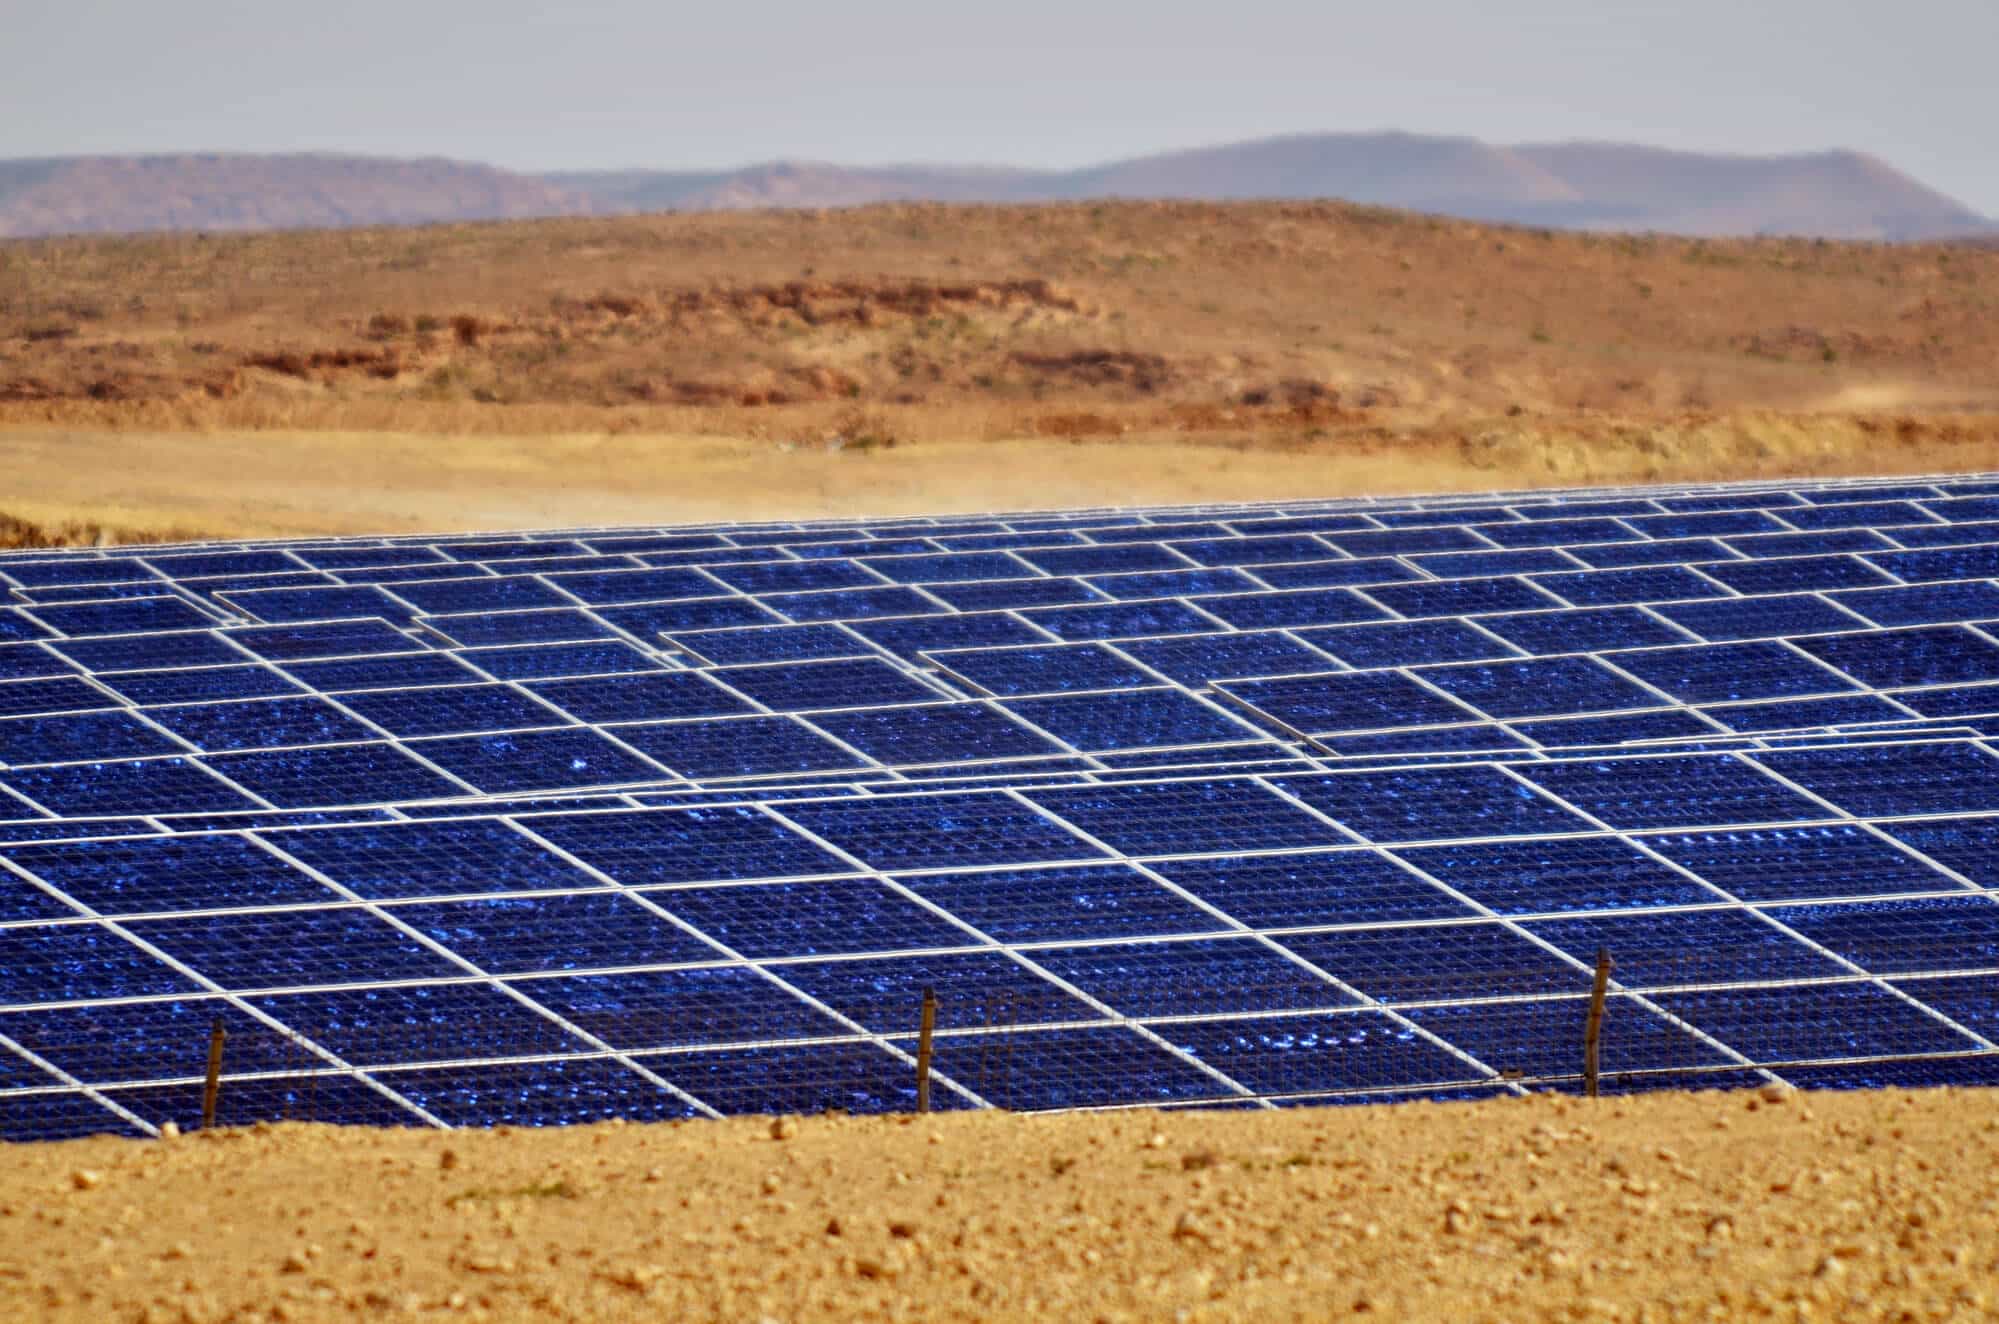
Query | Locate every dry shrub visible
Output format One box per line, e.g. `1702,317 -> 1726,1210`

584,292 -> 649,318
451,314 -> 488,346
826,405 -> 902,451
1034,411 -> 1128,438
1010,349 -> 1175,394
0,510 -> 212,549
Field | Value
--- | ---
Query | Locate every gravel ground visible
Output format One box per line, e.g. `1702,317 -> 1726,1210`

4,1085 -> 1996,1322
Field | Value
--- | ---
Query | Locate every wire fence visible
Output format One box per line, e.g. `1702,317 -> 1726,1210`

4,940 -> 1997,1139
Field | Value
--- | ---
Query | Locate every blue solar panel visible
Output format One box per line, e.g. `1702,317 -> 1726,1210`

925,576 -> 1104,610
1284,922 -> 1588,1002
222,585 -> 415,624
1273,766 -> 1591,842
0,923 -> 200,1003
407,729 -> 664,794
1252,557 -> 1424,589
420,607 -> 620,646
1020,544 -> 1191,576
1027,779 -> 1349,856
1703,694 -> 1908,732
0,710 -> 186,765
1753,742 -> 1999,818
209,742 -> 467,807
525,672 -> 749,724
531,964 -> 836,1044
1730,530 -> 1897,559
249,983 -> 574,1066
932,643 -> 1159,696
776,791 -> 1099,870
1414,657 -> 1661,719
1401,996 -> 1729,1079
658,880 -> 971,958
8,758 -> 257,816
1830,582 -> 1999,628
128,907 -> 460,989
1170,534 -> 1336,565
804,702 -> 1063,765
29,600 -> 217,644
263,817 -> 604,898
145,696 -> 379,751
528,805 -> 854,884
404,892 -> 716,972
3,834 -> 328,914
1220,671 -> 1475,735
11,471 -> 1999,1136
1192,587 -> 1390,630
3,556 -> 160,587
612,714 -> 869,780
1366,577 -> 1560,618
1397,837 -> 1715,914
283,652 -> 481,693
1295,619 -> 1518,668
668,623 -> 873,666
340,684 -> 568,736
1516,753 -> 1826,829
1769,896 -> 1999,974
1085,568 -> 1260,599
1700,555 -> 1895,595
1647,982 -> 1979,1062
1566,538 -> 1734,568
1007,688 -> 1266,751
1512,709 -> 1717,747
852,611 -> 1052,659
1651,594 -> 1867,643
226,619 -> 422,661
1609,641 -> 1855,703
1017,600 -> 1224,640
1032,936 -> 1357,1018
1796,626 -> 1999,688
601,598 -> 782,635
49,630 -> 245,672
1114,631 -> 1336,688
1631,512 -> 1791,540
901,864 -> 1216,942
1151,850 -> 1470,927
459,640 -> 665,680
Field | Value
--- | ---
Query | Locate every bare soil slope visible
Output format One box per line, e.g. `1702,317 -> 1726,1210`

4,200 -> 1998,541
7,200 -> 1996,426
4,1086 -> 1993,1323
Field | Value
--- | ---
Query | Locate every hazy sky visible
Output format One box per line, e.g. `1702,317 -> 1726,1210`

8,0 -> 1996,215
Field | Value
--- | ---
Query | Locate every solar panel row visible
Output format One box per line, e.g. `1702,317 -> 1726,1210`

4,471 -> 1999,1136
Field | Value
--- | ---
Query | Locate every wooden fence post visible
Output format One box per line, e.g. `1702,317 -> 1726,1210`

201,1018 -> 227,1130
1584,949 -> 1613,1099
915,987 -> 938,1114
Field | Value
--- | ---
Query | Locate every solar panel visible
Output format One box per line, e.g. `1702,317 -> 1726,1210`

8,468 -> 1999,1136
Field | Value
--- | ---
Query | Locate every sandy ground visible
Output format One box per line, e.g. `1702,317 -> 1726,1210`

3,1086 -> 1994,1323
0,427 -> 1529,539
6,418 -> 1998,544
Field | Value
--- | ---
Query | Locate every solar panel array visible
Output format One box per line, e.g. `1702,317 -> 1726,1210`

7,471 -> 1999,1138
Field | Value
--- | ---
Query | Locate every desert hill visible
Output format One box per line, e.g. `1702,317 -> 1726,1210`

0,153 -> 596,239
2,134 -> 1992,240
565,136 -> 1993,242
5,194 -> 1998,526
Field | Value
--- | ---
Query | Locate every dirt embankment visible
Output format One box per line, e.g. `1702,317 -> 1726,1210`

4,200 -> 1996,435
2,410 -> 1994,547
3,1086 -> 1993,1323
5,200 -> 1998,541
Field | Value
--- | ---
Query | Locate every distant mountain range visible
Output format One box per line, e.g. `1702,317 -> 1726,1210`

3,133 -> 1993,241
